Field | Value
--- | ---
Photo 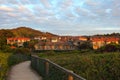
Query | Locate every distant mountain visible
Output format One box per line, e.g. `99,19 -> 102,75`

8,27 -> 57,38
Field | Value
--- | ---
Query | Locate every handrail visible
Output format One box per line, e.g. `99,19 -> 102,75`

31,55 -> 86,80
45,58 -> 85,80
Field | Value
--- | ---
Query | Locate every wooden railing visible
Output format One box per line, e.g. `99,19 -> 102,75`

31,55 -> 86,80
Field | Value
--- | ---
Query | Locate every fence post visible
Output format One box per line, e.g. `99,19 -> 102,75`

36,58 -> 39,70
45,61 -> 49,76
68,70 -> 74,80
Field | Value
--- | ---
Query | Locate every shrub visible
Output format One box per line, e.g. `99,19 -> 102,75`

77,41 -> 93,50
3,46 -> 12,53
117,44 -> 120,51
0,52 -> 11,80
13,48 -> 31,55
38,52 -> 120,80
8,48 -> 31,67
8,54 -> 30,67
98,43 -> 120,52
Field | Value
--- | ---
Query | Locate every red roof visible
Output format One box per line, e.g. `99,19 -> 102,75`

7,38 -> 30,40
91,37 -> 119,42
10,46 -> 16,49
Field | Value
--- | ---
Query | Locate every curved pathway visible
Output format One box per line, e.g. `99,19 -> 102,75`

7,61 -> 42,80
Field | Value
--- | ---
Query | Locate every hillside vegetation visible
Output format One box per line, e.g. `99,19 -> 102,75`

11,27 -> 57,38
0,27 -> 57,38
39,51 -> 120,80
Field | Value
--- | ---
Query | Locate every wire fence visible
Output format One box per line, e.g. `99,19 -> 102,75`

31,55 -> 86,80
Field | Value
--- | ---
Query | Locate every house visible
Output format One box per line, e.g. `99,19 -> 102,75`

34,36 -> 46,40
51,37 -> 60,42
78,36 -> 88,41
7,37 -> 30,47
34,36 -> 60,42
70,36 -> 88,46
60,36 -> 73,42
91,37 -> 120,49
34,41 -> 75,50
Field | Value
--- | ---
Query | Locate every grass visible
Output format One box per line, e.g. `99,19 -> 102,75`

38,51 -> 120,80
0,52 -> 11,80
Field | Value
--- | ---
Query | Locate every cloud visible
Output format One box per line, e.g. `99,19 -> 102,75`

40,0 -> 52,8
75,7 -> 90,16
17,5 -> 28,11
60,0 -> 73,9
0,0 -> 120,35
7,13 -> 17,17
34,7 -> 54,17
0,5 -> 14,11
105,9 -> 112,14
85,0 -> 101,6
112,7 -> 120,17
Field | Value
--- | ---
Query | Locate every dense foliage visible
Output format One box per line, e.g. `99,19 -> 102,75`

0,52 -> 11,80
13,48 -> 31,55
77,41 -> 93,50
39,51 -> 120,80
8,54 -> 30,67
23,40 -> 38,51
8,48 -> 31,66
0,30 -> 14,52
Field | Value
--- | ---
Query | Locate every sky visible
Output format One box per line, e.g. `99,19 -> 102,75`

0,0 -> 120,36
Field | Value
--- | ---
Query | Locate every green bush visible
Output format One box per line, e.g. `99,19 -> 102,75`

98,43 -> 120,52
8,54 -> 30,67
77,41 -> 93,50
13,48 -> 31,55
117,44 -> 120,51
0,52 -> 11,80
0,45 -> 13,53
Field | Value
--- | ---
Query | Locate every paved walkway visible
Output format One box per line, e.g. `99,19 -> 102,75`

7,61 -> 42,80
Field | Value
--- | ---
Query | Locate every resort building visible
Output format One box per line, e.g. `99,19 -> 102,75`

7,37 -> 30,47
91,37 -> 120,49
34,41 -> 75,50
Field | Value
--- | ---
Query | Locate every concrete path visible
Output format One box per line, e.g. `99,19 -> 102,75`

8,61 -> 42,80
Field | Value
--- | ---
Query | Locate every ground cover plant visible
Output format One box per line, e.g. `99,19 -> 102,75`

38,51 -> 120,80
0,52 -> 11,80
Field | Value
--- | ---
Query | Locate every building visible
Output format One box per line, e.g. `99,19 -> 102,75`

34,36 -> 46,40
78,36 -> 88,41
50,37 -> 60,42
34,36 -> 60,42
34,41 -> 75,50
7,37 -> 30,47
91,37 -> 120,49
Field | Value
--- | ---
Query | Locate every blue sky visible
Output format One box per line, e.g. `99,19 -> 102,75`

0,0 -> 120,35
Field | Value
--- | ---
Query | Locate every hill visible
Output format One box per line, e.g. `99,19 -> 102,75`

9,27 -> 58,38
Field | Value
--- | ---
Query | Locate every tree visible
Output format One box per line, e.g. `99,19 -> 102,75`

0,30 -> 14,38
98,43 -> 119,52
23,40 -> 38,51
77,41 -> 93,50
0,30 -> 14,51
